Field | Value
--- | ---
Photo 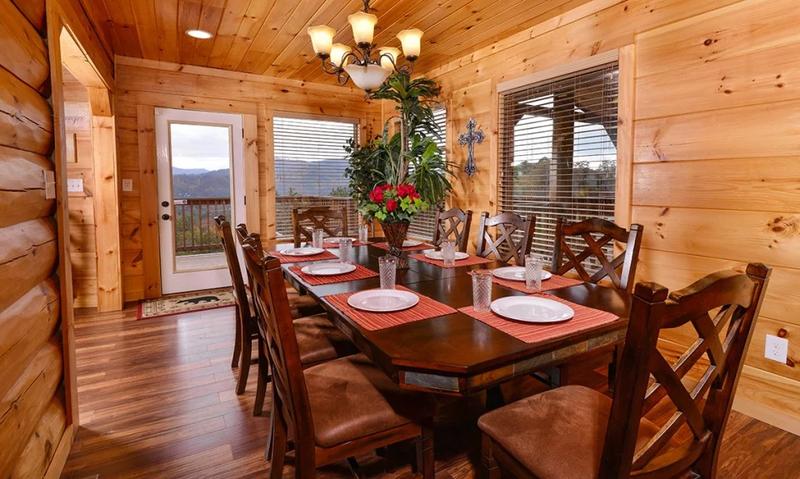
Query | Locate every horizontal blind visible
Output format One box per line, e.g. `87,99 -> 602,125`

498,62 -> 619,269
274,116 -> 359,240
408,106 -> 446,240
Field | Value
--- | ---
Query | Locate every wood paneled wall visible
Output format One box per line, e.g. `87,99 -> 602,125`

0,0 -> 63,476
423,0 -> 800,433
114,57 -> 381,301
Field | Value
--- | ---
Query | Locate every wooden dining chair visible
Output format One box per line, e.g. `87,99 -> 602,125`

552,217 -> 644,293
242,245 -> 436,479
475,212 -> 535,264
292,206 -> 349,247
213,216 -> 258,396
478,263 -> 771,479
432,207 -> 473,252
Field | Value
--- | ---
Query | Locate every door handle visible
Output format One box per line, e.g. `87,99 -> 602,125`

162,214 -> 171,220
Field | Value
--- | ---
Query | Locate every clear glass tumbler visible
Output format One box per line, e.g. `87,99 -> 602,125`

472,270 -> 493,312
358,223 -> 370,243
339,238 -> 353,264
441,240 -> 456,267
312,228 -> 324,249
379,255 -> 397,290
525,253 -> 543,292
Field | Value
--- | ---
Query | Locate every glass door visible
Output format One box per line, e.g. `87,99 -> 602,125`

155,108 -> 245,294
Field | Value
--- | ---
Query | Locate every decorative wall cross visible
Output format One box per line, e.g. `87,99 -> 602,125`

458,118 -> 485,177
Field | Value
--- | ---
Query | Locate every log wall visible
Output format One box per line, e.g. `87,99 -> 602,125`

0,1 -> 64,476
114,57 -> 381,301
422,0 -> 800,433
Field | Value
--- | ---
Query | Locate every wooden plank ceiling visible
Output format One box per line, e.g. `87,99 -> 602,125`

79,0 -> 593,83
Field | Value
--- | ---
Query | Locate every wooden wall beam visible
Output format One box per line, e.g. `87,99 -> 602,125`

92,115 -> 122,311
0,146 -> 56,228
0,0 -> 50,90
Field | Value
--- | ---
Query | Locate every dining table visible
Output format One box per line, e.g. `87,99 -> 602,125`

278,241 -> 630,397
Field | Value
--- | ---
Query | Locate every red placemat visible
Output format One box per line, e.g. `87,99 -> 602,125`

326,286 -> 457,331
269,250 -> 338,264
410,253 -> 493,268
289,263 -> 378,286
323,240 -> 370,248
459,294 -> 618,343
373,242 -> 433,252
486,272 -> 583,293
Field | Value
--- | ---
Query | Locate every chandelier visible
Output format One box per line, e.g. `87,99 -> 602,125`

307,0 -> 423,91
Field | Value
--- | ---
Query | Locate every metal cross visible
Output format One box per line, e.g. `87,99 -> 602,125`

458,118 -> 485,177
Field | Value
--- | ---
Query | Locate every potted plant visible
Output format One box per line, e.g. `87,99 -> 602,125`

345,71 -> 452,256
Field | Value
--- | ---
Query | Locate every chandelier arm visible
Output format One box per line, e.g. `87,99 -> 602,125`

362,0 -> 370,12
319,58 -> 342,75
378,52 -> 414,75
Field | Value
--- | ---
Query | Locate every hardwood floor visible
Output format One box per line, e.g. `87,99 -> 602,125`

62,305 -> 800,479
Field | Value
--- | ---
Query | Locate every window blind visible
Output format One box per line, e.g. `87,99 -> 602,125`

498,62 -> 619,268
273,116 -> 359,240
408,106 -> 447,240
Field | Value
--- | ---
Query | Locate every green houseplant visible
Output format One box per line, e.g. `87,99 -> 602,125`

345,71 -> 452,255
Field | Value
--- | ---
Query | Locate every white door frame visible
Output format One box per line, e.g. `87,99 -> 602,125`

155,108 -> 246,294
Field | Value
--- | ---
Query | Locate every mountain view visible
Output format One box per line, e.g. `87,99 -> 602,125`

173,168 -> 231,199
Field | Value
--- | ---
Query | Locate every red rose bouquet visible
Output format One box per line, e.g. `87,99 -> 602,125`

362,183 -> 428,222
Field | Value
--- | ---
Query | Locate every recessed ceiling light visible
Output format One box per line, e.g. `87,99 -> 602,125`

186,29 -> 213,40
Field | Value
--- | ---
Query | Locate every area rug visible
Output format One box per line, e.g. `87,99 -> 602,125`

137,288 -> 235,319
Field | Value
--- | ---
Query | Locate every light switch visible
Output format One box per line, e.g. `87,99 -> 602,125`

765,334 -> 789,363
122,178 -> 134,192
67,178 -> 84,193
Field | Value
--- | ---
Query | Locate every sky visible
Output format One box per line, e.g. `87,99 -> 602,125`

170,123 -> 232,171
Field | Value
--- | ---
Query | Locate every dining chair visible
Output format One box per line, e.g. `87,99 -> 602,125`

292,206 -> 349,247
475,212 -> 535,264
478,263 -> 771,479
552,217 -> 644,293
235,223 -> 321,318
213,216 -> 258,396
432,207 -> 473,252
242,245 -> 436,479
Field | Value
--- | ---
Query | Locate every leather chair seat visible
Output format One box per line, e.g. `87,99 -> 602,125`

304,354 -> 435,448
478,385 -> 662,479
295,314 -> 358,366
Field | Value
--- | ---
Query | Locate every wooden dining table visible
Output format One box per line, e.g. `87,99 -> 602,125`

280,242 -> 630,397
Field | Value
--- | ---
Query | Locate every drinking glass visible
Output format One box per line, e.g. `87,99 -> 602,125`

312,228 -> 324,249
525,253 -> 543,292
358,223 -> 370,243
339,238 -> 353,264
472,270 -> 493,312
441,240 -> 456,267
379,256 -> 397,290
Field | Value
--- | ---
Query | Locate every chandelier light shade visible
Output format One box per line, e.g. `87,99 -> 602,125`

347,11 -> 378,46
307,0 -> 422,91
330,43 -> 352,67
397,29 -> 423,60
379,47 -> 401,70
344,63 -> 391,91
307,25 -> 335,56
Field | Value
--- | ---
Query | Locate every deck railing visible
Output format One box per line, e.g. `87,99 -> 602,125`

174,198 -> 231,255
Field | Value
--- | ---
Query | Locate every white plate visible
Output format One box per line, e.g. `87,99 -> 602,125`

280,247 -> 325,257
402,240 -> 423,247
300,262 -> 357,276
492,266 -> 553,282
347,289 -> 420,313
326,237 -> 355,243
490,296 -> 574,324
423,250 -> 470,261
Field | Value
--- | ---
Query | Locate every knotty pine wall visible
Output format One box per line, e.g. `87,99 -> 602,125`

114,58 -> 381,301
423,0 -> 800,433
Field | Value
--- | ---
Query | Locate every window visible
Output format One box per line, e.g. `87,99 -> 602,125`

498,61 -> 619,267
407,106 -> 447,240
273,116 -> 359,240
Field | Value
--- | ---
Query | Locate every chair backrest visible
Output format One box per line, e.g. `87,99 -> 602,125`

600,263 -> 771,478
241,245 -> 316,464
475,212 -> 535,264
213,216 -> 252,327
432,207 -> 473,252
234,223 -> 263,294
552,217 -> 643,292
292,206 -> 349,247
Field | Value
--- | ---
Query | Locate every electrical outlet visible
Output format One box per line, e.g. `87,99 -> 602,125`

122,178 -> 133,192
67,178 -> 84,193
764,334 -> 789,363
